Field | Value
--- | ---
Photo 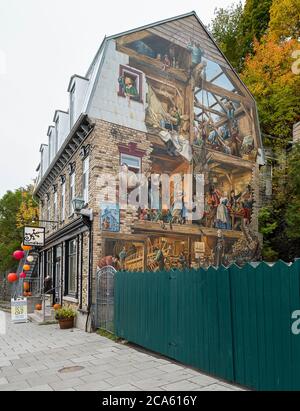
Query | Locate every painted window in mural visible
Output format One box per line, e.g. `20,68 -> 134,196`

118,65 -> 143,103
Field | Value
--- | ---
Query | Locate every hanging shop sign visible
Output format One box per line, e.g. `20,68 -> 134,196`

23,226 -> 45,247
11,298 -> 28,323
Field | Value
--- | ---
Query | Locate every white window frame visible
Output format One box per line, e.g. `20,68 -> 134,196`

53,191 -> 58,222
83,156 -> 89,204
46,197 -> 51,231
67,238 -> 77,296
120,153 -> 141,173
61,182 -> 65,222
69,172 -> 75,215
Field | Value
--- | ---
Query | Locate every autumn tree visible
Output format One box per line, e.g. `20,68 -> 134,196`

241,35 -> 300,144
269,0 -> 300,40
0,186 -> 39,274
16,186 -> 39,228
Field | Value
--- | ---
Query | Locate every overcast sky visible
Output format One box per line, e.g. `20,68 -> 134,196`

0,0 -> 240,197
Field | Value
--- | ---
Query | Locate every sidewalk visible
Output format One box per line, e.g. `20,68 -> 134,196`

0,311 -> 243,391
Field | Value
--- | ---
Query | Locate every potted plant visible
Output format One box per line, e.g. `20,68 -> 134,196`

55,307 -> 77,329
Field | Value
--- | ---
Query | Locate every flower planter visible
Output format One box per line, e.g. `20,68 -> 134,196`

58,318 -> 74,330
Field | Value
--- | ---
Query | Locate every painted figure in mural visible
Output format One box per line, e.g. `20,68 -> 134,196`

187,40 -> 204,66
228,190 -> 242,212
214,229 -> 225,267
230,125 -> 242,157
154,247 -> 165,271
178,252 -> 188,270
191,61 -> 207,89
225,100 -> 235,121
215,192 -> 231,230
164,106 -> 181,132
118,75 -> 138,99
162,54 -> 171,71
119,247 -> 127,271
241,185 -> 253,225
206,185 -> 221,228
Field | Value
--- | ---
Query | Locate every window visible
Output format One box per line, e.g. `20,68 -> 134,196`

83,156 -> 89,204
46,249 -> 52,278
53,191 -> 58,222
67,239 -> 77,296
69,172 -> 75,215
120,153 -> 141,173
46,195 -> 51,231
118,65 -> 143,103
70,84 -> 76,127
55,119 -> 59,151
61,182 -> 65,221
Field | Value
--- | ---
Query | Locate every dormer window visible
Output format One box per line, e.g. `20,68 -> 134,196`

55,117 -> 60,151
70,84 -> 76,128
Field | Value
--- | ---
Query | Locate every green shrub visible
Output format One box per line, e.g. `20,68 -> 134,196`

55,307 -> 77,320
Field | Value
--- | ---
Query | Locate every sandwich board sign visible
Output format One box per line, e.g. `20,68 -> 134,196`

11,298 -> 28,323
23,226 -> 45,247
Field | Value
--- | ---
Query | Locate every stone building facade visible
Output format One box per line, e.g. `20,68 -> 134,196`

34,12 -> 265,330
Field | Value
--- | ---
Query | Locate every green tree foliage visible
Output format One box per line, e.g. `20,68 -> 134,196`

0,186 -> 38,274
259,146 -> 300,261
0,189 -> 23,273
285,144 -> 300,239
209,2 -> 244,70
238,0 -> 273,61
210,0 -> 273,71
269,0 -> 300,40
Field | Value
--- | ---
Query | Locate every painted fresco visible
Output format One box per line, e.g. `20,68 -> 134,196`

100,203 -> 120,232
104,16 -> 262,270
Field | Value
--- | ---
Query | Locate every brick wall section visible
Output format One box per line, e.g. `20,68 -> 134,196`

39,118 -> 153,307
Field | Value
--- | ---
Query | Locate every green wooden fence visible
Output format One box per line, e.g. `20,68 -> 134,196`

114,260 -> 300,391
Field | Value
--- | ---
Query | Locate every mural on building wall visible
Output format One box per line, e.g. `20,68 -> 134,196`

100,203 -> 120,232
102,15 -> 262,270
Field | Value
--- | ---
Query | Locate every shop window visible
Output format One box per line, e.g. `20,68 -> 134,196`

66,239 -> 77,296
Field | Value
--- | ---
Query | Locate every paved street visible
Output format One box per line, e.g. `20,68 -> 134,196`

0,311 -> 242,391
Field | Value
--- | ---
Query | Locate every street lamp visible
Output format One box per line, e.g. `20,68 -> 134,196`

72,198 -> 93,222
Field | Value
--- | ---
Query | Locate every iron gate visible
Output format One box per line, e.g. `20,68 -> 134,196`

95,266 -> 116,333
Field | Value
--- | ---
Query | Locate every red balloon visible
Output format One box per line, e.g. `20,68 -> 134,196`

13,250 -> 25,261
20,272 -> 27,279
7,273 -> 18,283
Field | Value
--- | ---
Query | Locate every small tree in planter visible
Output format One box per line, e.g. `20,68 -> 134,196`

55,307 -> 77,329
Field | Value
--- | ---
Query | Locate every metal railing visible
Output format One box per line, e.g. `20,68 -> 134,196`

41,282 -> 63,323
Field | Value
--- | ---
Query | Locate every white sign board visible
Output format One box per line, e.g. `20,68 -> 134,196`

11,298 -> 28,323
23,226 -> 45,247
